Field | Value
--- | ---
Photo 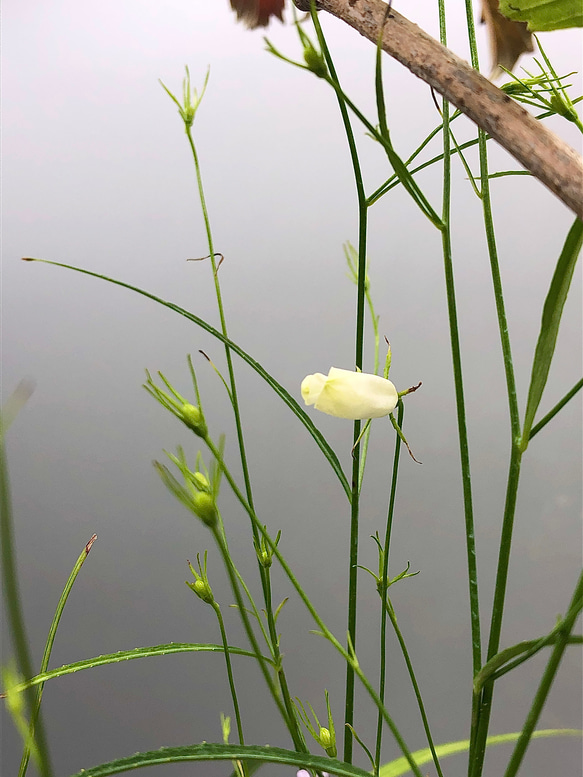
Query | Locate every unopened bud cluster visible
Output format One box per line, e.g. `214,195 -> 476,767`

187,552 -> 214,605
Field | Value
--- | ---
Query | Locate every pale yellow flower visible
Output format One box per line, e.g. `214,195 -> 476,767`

301,367 -> 398,420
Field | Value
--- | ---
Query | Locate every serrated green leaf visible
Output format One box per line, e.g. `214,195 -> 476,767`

499,0 -> 583,31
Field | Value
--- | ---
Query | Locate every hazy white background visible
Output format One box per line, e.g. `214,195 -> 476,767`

2,1 -> 581,775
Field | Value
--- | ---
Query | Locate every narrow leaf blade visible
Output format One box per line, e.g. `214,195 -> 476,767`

522,218 -> 583,447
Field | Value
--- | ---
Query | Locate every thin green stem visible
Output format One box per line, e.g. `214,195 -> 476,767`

232,566 -> 272,654
185,128 -> 259,537
0,426 -> 53,777
463,0 -> 481,71
185,125 -> 305,752
356,254 -> 381,494
462,4 -> 522,773
470,445 -> 523,777
216,504 -> 304,752
214,508 -> 273,656
384,598 -> 445,777
529,378 -> 583,440
310,8 -> 367,763
503,570 -> 583,777
205,436 -> 426,777
368,106 -> 557,206
448,124 -> 482,199
366,117 -> 447,205
438,0 -> 483,750
264,569 -> 306,753
209,524 -> 295,738
212,602 -> 246,750
374,402 -> 404,775
320,75 -> 442,228
475,631 -> 582,691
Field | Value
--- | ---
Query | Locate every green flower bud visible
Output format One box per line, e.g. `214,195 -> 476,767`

259,549 -> 272,568
319,727 -> 336,757
303,46 -> 327,79
254,528 -> 280,568
193,491 -> 217,527
186,551 -> 215,605
181,403 -> 207,438
549,94 -> 578,123
193,471 -> 211,492
186,577 -> 214,604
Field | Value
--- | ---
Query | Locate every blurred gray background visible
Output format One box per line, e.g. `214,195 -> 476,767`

2,1 -> 582,775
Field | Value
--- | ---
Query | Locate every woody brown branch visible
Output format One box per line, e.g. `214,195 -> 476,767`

314,0 -> 583,219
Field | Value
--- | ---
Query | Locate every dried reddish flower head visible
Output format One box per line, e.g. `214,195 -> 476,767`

230,0 -> 285,28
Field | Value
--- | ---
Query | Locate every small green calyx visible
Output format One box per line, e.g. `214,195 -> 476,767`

143,360 -> 208,439
187,578 -> 214,604
187,552 -> 215,604
319,727 -> 337,757
254,527 -> 281,569
259,550 -> 271,567
303,46 -> 328,78
549,94 -> 578,122
294,689 -> 337,760
155,446 -> 223,528
193,491 -> 217,527
159,66 -> 209,130
182,403 -> 208,437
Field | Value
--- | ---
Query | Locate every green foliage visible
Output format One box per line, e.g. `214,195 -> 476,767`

380,729 -> 583,776
5,644 -> 274,695
5,7 -> 582,777
521,218 -> 583,449
65,743 -> 374,777
499,0 -> 583,30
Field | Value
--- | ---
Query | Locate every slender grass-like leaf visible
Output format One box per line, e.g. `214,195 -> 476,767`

61,731 -> 583,777
67,742 -> 374,777
503,571 -> 583,777
521,218 -> 583,449
368,107 -> 559,206
529,377 -> 583,439
2,644 -> 273,695
19,534 -> 97,777
371,35 -> 442,229
21,258 -> 350,499
380,729 -> 582,776
473,634 -> 582,693
484,170 -> 532,179
1,391 -> 53,777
